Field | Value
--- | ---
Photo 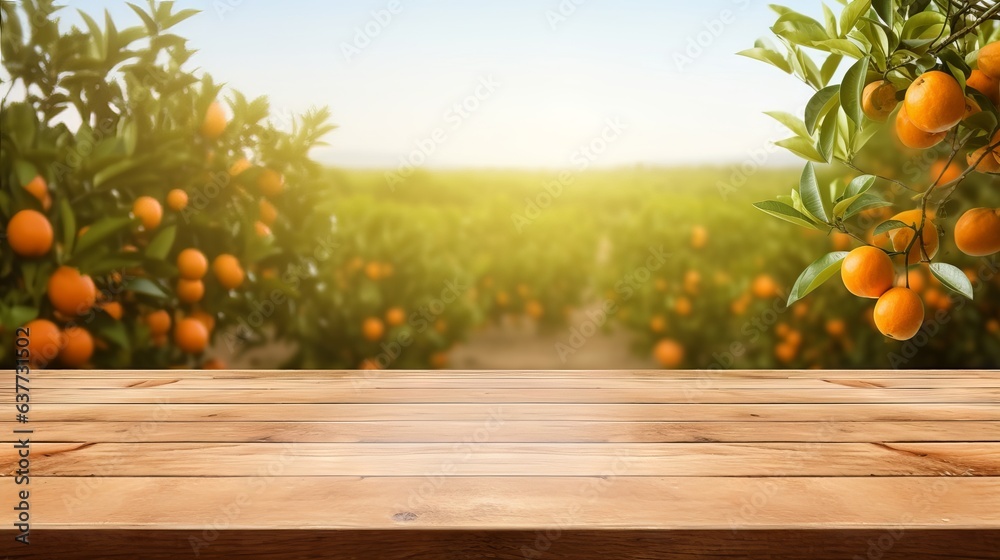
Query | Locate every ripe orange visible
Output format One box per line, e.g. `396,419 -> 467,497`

177,248 -> 208,280
258,168 -> 284,197
862,80 -> 898,122
189,310 -> 216,334
47,266 -> 97,316
174,318 -> 209,354
825,319 -> 846,337
887,210 -> 939,265
23,175 -> 48,201
929,159 -> 963,188
774,342 -> 797,364
841,246 -> 895,298
653,339 -> 684,368
364,261 -> 382,281
894,105 -> 947,149
831,232 -> 852,251
691,225 -> 708,249
254,221 -> 272,238
213,254 -> 245,290
896,269 -> 927,293
649,315 -> 666,333
7,209 -> 54,258
674,297 -> 692,316
22,319 -> 64,367
229,158 -> 252,177
979,41 -> 1000,80
751,274 -> 779,299
146,310 -> 172,336
964,95 -> 982,118
259,199 -> 278,225
496,291 -> 509,306
968,145 -> 1000,173
176,279 -> 205,303
873,287 -> 925,340
684,270 -> 701,294
525,300 -> 544,319
359,358 -> 381,370
166,189 -> 189,211
434,318 -> 448,333
967,69 -> 1000,106
132,196 -> 162,230
904,71 -> 966,133
784,329 -> 802,347
954,207 -> 1000,257
59,326 -> 94,368
100,301 -> 124,320
385,307 -> 406,327
430,351 -> 449,369
362,317 -> 385,341
200,101 -> 227,139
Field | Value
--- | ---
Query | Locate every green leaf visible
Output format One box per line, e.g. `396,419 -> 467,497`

798,163 -> 829,223
753,200 -> 820,230
59,197 -> 76,255
805,85 -> 841,135
872,0 -> 893,27
845,175 -> 876,197
841,56 -> 870,129
765,111 -> 809,137
843,192 -> 891,219
145,225 -> 177,261
820,53 -> 844,85
873,219 -> 911,236
776,137 -> 826,162
929,263 -> 973,300
738,48 -> 792,73
98,320 -> 130,350
124,277 -> 169,300
72,216 -> 136,258
787,252 -> 850,306
815,38 -> 866,58
818,107 -> 839,162
840,0 -> 872,37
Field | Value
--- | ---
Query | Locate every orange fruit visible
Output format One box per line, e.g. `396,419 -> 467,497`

887,210 -> 939,265
873,287 -> 925,340
434,318 -> 448,333
362,317 -> 385,342
924,287 -> 952,311
132,196 -> 162,230
22,319 -> 64,367
929,159 -> 963,188
174,318 -> 209,354
649,315 -> 666,333
212,254 -> 245,290
825,319 -> 846,337
496,291 -> 509,306
200,101 -> 227,139
894,105 -> 947,149
967,69 -> 1000,106
189,310 -> 216,334
177,248 -> 208,280
7,209 -> 54,258
146,310 -> 172,336
176,279 -> 205,303
364,261 -> 382,281
964,95 -> 982,118
684,270 -> 701,294
359,358 -> 381,370
831,232 -> 852,251
968,145 -> 1000,173
994,130 -> 1000,165
100,301 -> 124,320
166,189 -> 188,211
954,207 -> 1000,257
775,322 -> 790,338
896,269 -> 927,293
258,168 -> 284,197
430,351 -> 449,369
904,71 -> 966,133
259,199 -> 278,225
751,274 -> 779,299
229,158 -> 252,177
979,41 -> 1000,80
385,307 -> 406,327
691,225 -> 708,249
202,358 -> 227,370
774,342 -> 797,364
47,266 -> 97,316
653,339 -> 684,368
23,175 -> 48,201
862,80 -> 898,122
841,246 -> 896,298
59,326 -> 94,368
525,300 -> 544,319
785,329 -> 802,347
254,221 -> 272,237
674,297 -> 692,316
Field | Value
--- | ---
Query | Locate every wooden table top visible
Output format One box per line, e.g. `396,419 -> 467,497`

2,369 -> 999,558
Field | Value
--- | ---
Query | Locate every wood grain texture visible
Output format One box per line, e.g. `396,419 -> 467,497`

2,369 -> 996,559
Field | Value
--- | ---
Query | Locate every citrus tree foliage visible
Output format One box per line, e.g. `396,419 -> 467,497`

746,0 -> 1000,340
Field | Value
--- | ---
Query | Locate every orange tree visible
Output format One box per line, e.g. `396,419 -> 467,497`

1,1 -> 333,368
746,1 -> 1000,341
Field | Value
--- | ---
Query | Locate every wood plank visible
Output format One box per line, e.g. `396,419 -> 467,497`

31,369 -> 1000,379
10,530 -> 1000,560
4,420 -> 996,443
13,476 -> 1000,530
6,442 -> 997,477
21,376 -> 1000,389
11,387 -> 1000,404
26,402 -> 1000,422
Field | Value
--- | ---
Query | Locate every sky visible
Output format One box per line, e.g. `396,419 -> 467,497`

48,0 -> 830,169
